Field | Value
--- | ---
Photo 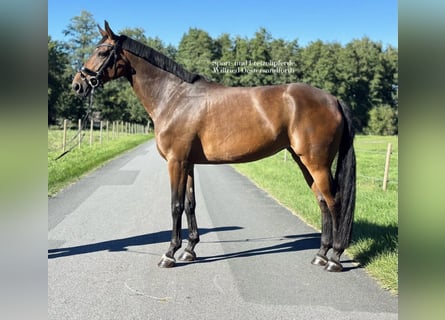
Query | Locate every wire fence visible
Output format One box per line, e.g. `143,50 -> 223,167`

48,119 -> 150,154
357,142 -> 398,190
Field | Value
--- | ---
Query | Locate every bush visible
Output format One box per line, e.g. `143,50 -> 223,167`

364,105 -> 398,135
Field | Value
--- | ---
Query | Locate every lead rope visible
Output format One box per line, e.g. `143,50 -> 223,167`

53,87 -> 95,161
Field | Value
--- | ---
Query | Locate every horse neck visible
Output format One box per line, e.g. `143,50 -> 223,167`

124,52 -> 185,123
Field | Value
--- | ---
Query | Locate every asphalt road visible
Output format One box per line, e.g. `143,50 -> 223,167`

48,140 -> 398,320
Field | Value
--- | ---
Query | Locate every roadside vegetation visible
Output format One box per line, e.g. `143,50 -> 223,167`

48,130 -> 153,196
234,135 -> 398,294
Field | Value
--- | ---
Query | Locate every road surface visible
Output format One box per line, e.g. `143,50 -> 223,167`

48,140 -> 397,319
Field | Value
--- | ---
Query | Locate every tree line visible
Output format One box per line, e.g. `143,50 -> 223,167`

49,11 -> 398,134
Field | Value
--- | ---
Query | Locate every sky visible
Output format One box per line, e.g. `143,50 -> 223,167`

48,0 -> 397,48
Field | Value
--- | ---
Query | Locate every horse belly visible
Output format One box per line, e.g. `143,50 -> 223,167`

197,126 -> 288,164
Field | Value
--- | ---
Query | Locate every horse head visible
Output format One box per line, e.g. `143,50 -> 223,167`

72,21 -> 129,97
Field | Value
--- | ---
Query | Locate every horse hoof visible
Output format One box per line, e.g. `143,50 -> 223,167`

311,254 -> 328,266
324,260 -> 343,272
178,250 -> 196,262
158,254 -> 176,268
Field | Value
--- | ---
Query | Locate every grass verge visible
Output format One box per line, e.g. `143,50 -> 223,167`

234,135 -> 398,294
48,132 -> 153,196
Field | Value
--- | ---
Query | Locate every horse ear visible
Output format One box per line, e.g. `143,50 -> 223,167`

104,20 -> 118,39
98,24 -> 107,37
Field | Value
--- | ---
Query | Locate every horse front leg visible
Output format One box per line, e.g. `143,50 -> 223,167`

158,159 -> 188,268
178,166 -> 200,262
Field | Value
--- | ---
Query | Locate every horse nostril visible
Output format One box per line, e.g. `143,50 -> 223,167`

72,82 -> 81,93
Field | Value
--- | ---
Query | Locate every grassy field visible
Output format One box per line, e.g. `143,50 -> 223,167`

234,135 -> 398,294
48,129 -> 153,196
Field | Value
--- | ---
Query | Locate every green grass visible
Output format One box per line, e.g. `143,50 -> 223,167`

48,130 -> 153,196
234,135 -> 398,294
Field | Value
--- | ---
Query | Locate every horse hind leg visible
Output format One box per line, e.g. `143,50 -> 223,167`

287,149 -> 333,268
311,196 -> 333,267
304,165 -> 344,272
178,166 -> 200,262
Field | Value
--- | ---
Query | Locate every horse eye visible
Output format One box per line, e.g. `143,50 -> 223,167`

98,50 -> 109,57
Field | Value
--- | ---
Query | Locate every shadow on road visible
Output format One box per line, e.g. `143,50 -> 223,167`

48,228 -> 360,271
49,227 -> 327,263
196,233 -> 320,264
48,226 -> 242,259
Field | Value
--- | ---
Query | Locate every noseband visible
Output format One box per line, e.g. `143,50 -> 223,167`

78,40 -> 121,89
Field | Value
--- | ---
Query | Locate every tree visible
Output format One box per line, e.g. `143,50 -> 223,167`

48,36 -> 68,124
176,28 -> 215,79
245,28 -> 273,86
269,38 -> 300,84
364,105 -> 398,135
48,35 -> 85,124
300,40 -> 342,95
337,37 -> 388,131
63,10 -> 100,70
120,27 -> 147,43
213,33 -> 236,85
93,79 -> 130,121
52,10 -> 101,123
233,36 -> 250,86
94,78 -> 150,124
380,45 -> 398,109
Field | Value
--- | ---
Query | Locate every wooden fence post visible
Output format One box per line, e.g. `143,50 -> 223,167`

78,119 -> 82,148
106,120 -> 109,142
62,119 -> 67,152
99,120 -> 103,144
382,143 -> 392,191
89,119 -> 93,146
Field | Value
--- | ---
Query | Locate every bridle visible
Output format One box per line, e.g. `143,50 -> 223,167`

77,39 -> 122,89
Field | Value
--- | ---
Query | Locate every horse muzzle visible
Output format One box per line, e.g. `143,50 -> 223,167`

73,66 -> 105,97
72,76 -> 93,97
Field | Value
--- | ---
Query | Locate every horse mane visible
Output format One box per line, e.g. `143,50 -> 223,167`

119,35 -> 202,83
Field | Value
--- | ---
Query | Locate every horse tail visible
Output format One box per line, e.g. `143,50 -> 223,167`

334,99 -> 356,248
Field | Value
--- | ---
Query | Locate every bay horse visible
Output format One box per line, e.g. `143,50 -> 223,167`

72,21 -> 356,272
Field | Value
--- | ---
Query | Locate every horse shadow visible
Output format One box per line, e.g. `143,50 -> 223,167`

49,220 -> 394,271
48,227 -> 321,263
194,232 -> 321,264
48,226 -> 241,259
